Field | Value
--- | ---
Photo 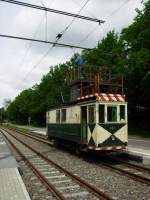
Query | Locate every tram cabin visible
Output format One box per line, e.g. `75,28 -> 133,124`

46,93 -> 128,152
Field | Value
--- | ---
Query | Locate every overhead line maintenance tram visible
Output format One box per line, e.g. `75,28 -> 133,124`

46,66 -> 128,152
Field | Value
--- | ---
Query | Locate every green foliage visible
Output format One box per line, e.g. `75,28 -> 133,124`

82,31 -> 126,73
0,108 -> 7,123
121,0 -> 150,132
7,63 -> 70,126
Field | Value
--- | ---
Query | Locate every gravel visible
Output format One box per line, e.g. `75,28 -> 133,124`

10,145 -> 57,200
5,129 -> 150,200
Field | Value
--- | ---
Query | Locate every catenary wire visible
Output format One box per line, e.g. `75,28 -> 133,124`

20,46 -> 54,82
63,0 -> 131,61
16,0 -> 93,83
53,0 -> 91,45
78,0 -> 131,46
14,0 -> 55,81
0,0 -> 104,24
22,0 -> 92,79
52,0 -> 91,61
39,0 -> 48,41
0,0 -> 102,84
14,15 -> 45,81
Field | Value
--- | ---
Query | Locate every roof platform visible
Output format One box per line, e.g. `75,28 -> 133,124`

0,131 -> 31,200
66,66 -> 124,102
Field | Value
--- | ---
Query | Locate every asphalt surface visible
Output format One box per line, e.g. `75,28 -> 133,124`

128,137 -> 150,151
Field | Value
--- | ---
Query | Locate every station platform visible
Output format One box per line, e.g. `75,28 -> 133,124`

0,131 -> 31,200
127,146 -> 150,164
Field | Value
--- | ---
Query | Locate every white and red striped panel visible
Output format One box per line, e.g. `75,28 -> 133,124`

77,93 -> 125,102
88,145 -> 126,151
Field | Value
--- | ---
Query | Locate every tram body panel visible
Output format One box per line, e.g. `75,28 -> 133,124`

47,96 -> 128,151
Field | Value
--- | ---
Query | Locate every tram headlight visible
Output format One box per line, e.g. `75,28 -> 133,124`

111,135 -> 115,140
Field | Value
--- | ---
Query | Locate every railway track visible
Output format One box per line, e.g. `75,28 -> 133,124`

99,157 -> 150,186
0,127 -> 112,200
3,126 -> 51,144
2,126 -> 150,186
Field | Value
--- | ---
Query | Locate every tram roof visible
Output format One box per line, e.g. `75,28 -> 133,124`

47,93 -> 126,112
77,93 -> 126,102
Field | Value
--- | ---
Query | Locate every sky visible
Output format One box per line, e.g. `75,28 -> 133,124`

0,0 -> 144,107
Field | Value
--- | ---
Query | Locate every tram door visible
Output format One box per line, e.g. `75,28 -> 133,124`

81,106 -> 87,143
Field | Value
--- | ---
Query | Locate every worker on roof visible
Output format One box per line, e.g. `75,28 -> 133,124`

75,53 -> 84,79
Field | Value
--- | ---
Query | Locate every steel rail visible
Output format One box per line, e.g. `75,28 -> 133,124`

3,126 -> 51,145
2,132 -> 65,200
1,127 -> 113,200
7,127 -> 150,171
3,126 -> 150,185
101,161 -> 150,186
21,130 -> 150,174
0,34 -> 92,50
109,156 -> 150,174
0,0 -> 105,24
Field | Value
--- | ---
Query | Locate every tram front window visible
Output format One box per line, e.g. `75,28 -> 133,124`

120,105 -> 125,122
107,106 -> 117,122
88,105 -> 95,124
99,105 -> 105,123
56,110 -> 60,123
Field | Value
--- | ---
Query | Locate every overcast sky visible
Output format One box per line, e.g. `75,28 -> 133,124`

0,0 -> 144,107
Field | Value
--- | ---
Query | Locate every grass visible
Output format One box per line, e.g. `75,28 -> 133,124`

2,123 -> 30,134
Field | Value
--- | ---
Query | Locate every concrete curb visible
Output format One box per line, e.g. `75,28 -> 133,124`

127,147 -> 150,164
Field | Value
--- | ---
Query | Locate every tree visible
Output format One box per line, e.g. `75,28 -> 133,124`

0,107 -> 7,123
7,63 -> 70,126
3,99 -> 11,110
121,0 -> 150,132
82,31 -> 126,73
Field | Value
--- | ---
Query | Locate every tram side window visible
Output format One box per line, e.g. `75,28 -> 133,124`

56,110 -> 60,123
120,105 -> 125,122
61,109 -> 66,123
88,105 -> 95,124
107,106 -> 117,122
99,105 -> 104,123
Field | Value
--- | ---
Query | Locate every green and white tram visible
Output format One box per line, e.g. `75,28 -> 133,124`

46,93 -> 128,152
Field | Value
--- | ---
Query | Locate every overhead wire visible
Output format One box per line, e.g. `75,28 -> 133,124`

1,0 -> 101,84
20,47 -> 53,82
14,0 -> 55,83
63,0 -> 131,61
53,0 -> 91,45
0,0 -> 103,24
16,0 -> 56,83
39,0 -> 48,41
14,14 -> 45,81
107,0 -> 131,19
53,0 -> 91,61
71,0 -> 97,19
0,32 -> 91,83
78,0 -> 131,46
4,0 -> 130,84
14,0 -> 96,83
21,0 -> 92,79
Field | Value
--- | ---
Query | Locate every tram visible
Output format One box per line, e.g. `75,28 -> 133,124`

46,66 -> 128,152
